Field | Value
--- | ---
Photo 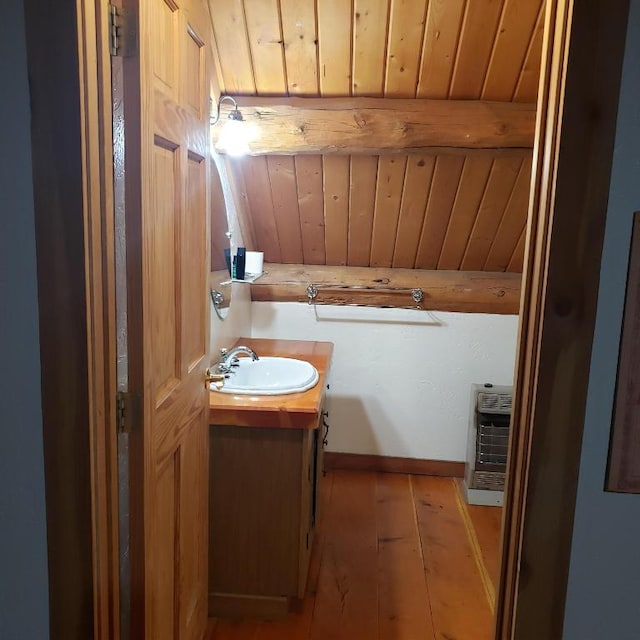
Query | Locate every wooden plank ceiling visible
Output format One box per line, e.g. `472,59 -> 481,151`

208,0 -> 544,273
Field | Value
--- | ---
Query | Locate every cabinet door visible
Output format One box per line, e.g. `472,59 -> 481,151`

297,428 -> 314,597
297,415 -> 326,598
210,426 -> 303,598
313,411 -> 327,528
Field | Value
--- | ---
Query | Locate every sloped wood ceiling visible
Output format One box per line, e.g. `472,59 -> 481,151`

208,0 -> 544,273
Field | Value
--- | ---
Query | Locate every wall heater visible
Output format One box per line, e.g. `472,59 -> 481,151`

463,383 -> 512,507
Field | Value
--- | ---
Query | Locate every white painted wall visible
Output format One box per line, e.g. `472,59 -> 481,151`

564,4 -> 640,638
210,281 -> 252,357
251,302 -> 518,461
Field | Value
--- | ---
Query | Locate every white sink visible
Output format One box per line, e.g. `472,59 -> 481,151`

213,356 -> 319,395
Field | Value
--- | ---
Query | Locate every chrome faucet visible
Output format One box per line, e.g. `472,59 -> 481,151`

217,345 -> 259,373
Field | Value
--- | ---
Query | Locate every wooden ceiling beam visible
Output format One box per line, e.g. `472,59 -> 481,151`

250,263 -> 521,315
212,97 -> 536,156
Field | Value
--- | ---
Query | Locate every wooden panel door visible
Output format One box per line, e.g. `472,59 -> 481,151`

122,0 -> 211,638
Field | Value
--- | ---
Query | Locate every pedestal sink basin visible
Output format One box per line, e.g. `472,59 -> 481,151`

213,356 -> 319,395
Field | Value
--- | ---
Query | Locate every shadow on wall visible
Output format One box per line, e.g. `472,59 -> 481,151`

325,394 -> 412,457
250,301 -> 519,460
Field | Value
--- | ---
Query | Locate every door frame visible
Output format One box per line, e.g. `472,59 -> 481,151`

24,0 -> 630,638
496,0 -> 630,637
76,2 -> 121,637
24,0 -> 119,639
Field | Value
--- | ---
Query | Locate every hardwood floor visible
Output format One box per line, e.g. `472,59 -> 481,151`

207,470 -> 501,640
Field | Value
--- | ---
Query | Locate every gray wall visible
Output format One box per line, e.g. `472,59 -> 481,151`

0,0 -> 50,638
564,2 -> 640,638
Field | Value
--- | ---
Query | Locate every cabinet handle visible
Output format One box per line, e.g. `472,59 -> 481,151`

322,413 -> 330,446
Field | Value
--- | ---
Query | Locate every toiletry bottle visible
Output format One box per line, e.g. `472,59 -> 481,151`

236,247 -> 246,280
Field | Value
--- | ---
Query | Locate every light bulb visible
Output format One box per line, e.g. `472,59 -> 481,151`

216,118 -> 250,157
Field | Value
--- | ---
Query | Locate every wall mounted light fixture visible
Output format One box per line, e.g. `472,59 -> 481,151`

211,95 -> 250,157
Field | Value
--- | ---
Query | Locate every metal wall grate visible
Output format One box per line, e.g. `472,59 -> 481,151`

472,470 -> 507,491
477,391 -> 512,415
467,385 -> 513,493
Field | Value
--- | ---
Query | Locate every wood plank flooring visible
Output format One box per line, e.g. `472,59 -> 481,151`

207,470 -> 501,640
455,478 -> 504,609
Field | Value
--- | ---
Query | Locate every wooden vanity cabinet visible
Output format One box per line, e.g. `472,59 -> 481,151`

208,413 -> 324,618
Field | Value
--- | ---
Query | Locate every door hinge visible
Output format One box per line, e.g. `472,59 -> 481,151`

116,391 -> 142,434
109,4 -> 136,57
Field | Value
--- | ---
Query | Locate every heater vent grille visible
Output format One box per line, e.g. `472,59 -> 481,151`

472,471 -> 506,491
465,384 -> 513,500
477,391 -> 513,415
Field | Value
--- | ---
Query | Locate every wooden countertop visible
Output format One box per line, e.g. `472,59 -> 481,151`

209,338 -> 333,429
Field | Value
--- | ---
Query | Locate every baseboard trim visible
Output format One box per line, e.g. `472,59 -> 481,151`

324,452 -> 464,477
208,593 -> 289,620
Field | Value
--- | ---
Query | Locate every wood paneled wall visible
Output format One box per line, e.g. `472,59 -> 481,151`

228,152 -> 531,271
208,0 -> 544,273
209,0 -> 543,101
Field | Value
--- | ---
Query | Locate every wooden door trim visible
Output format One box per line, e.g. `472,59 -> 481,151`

24,0 -> 119,639
497,1 -> 630,638
76,1 -> 121,638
